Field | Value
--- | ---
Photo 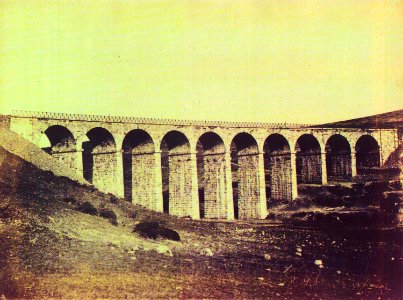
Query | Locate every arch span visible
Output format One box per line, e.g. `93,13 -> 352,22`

231,133 -> 260,219
43,125 -> 76,151
160,131 -> 192,217
355,135 -> 380,174
42,125 -> 78,170
196,132 -> 226,219
295,134 -> 322,185
122,129 -> 156,208
264,134 -> 292,202
326,134 -> 352,181
82,127 -> 117,194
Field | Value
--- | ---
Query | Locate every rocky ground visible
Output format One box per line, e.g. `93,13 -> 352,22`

0,126 -> 402,299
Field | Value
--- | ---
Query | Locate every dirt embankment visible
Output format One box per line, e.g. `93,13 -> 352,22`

0,126 -> 402,299
268,181 -> 402,228
0,127 -> 86,184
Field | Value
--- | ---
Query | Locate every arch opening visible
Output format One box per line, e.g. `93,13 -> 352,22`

122,129 -> 157,210
42,125 -> 76,152
196,132 -> 226,219
264,134 -> 292,203
355,135 -> 380,174
326,134 -> 352,181
295,134 -> 322,185
160,131 -> 192,217
230,133 -> 260,219
82,127 -> 117,194
122,130 -> 156,208
42,125 -> 77,170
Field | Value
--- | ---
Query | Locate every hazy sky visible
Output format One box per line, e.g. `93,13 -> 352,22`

0,0 -> 402,124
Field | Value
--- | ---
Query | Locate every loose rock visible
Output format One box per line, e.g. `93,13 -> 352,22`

314,259 -> 324,268
156,245 -> 173,257
200,248 -> 214,257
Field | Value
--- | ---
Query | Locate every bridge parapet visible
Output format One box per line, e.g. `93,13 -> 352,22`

11,110 -> 313,129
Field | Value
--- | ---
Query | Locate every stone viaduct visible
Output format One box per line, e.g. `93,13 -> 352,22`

8,111 -> 399,220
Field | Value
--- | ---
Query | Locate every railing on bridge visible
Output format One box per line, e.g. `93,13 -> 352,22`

11,110 -> 314,129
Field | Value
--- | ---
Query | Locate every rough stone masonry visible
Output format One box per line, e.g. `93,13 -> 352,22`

5,111 -> 399,220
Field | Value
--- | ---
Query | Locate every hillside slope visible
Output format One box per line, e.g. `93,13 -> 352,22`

316,109 -> 403,129
0,127 -> 86,184
0,127 -> 401,299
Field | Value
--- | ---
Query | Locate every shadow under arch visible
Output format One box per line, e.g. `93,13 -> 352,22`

122,129 -> 156,209
295,134 -> 322,185
355,135 -> 380,174
196,132 -> 226,219
230,132 -> 260,219
326,134 -> 352,181
160,130 -> 192,217
82,127 -> 117,194
263,133 -> 292,202
41,125 -> 77,170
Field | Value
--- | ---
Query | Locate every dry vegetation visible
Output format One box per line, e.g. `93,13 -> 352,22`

0,124 -> 402,299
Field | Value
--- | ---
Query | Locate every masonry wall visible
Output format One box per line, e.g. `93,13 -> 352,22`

327,153 -> 352,181
6,113 -> 401,220
356,151 -> 380,171
168,154 -> 193,217
91,152 -> 117,194
378,129 -> 400,165
237,154 -> 260,219
131,153 -> 156,210
52,151 -> 79,173
296,152 -> 322,184
269,153 -> 292,200
203,154 -> 227,219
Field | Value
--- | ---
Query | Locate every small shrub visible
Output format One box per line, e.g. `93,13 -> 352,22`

0,197 -> 11,218
109,194 -> 119,204
327,185 -> 353,198
380,192 -> 401,213
63,197 -> 77,205
363,181 -> 391,194
78,201 -> 98,216
159,227 -> 180,241
100,208 -> 118,226
133,221 -> 180,241
134,221 -> 160,239
127,210 -> 137,219
88,186 -> 97,193
266,212 -> 276,220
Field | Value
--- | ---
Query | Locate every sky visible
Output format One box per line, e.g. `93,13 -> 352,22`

0,0 -> 402,124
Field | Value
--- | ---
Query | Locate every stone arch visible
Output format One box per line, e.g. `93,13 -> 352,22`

160,130 -> 192,217
82,127 -> 117,194
231,133 -> 260,219
42,125 -> 76,151
264,134 -> 292,202
326,134 -> 352,181
122,129 -> 156,208
42,125 -> 78,170
355,135 -> 380,174
295,134 -> 322,185
196,132 -> 226,219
